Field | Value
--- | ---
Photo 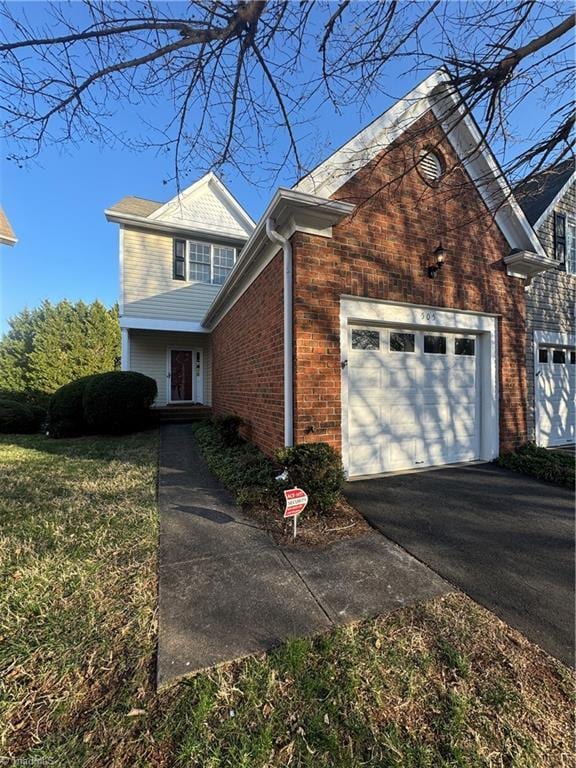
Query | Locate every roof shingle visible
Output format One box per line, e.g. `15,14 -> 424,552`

516,158 -> 575,225
0,206 -> 16,244
106,196 -> 163,218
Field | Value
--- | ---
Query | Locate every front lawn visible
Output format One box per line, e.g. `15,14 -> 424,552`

498,443 -> 574,488
1,432 -> 574,767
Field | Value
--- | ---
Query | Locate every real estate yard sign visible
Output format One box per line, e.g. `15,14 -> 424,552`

284,487 -> 308,539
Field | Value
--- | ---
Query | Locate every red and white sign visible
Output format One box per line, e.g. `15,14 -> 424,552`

283,487 -> 308,518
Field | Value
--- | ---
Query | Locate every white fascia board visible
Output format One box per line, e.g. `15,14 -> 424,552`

203,188 -> 355,329
431,83 -> 546,257
295,70 -> 445,197
503,250 -> 557,279
533,170 -> 576,230
104,209 -> 248,246
0,235 -> 17,246
120,316 -> 209,333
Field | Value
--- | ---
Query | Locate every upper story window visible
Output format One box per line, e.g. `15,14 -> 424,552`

566,219 -> 576,274
173,239 -> 237,285
553,212 -> 576,274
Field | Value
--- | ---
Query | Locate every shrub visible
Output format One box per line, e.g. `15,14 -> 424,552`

276,442 -> 345,514
0,388 -> 50,409
213,414 -> 244,447
498,442 -> 574,489
83,371 -> 157,434
48,375 -> 95,438
0,399 -> 39,434
192,419 -> 280,507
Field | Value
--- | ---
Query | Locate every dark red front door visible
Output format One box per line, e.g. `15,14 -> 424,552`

170,350 -> 193,401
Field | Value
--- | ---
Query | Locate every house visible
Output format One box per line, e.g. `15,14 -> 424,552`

516,159 -> 575,447
0,206 -> 17,246
106,69 -> 555,478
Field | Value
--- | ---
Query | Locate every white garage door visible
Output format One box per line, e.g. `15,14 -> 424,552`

535,346 -> 575,446
347,326 -> 480,476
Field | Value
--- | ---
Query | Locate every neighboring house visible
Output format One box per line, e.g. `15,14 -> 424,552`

0,206 -> 17,246
106,70 -> 555,478
517,159 -> 576,447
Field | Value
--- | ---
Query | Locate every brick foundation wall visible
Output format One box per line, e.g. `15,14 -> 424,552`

292,112 -> 527,455
211,252 -> 284,455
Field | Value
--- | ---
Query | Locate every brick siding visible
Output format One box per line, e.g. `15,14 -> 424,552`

211,252 -> 284,455
292,112 -> 527,455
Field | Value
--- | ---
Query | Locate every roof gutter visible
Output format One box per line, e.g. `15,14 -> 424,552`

266,218 -> 293,448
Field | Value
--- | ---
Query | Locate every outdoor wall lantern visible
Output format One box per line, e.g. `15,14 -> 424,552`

428,243 -> 446,278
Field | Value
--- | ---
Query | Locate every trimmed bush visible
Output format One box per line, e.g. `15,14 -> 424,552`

192,419 -> 280,507
276,442 -> 345,514
0,388 -> 50,409
83,371 -> 157,434
498,442 -> 574,489
48,375 -> 95,438
0,399 -> 39,434
214,414 -> 244,447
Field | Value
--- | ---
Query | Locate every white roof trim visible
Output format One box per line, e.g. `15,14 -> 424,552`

149,171 -> 255,233
120,316 -> 209,333
104,209 -> 249,244
295,68 -> 544,257
0,234 -> 17,246
533,169 -> 576,230
203,188 -> 355,329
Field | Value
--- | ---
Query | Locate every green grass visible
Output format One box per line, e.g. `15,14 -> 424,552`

1,432 -> 574,767
498,443 -> 574,488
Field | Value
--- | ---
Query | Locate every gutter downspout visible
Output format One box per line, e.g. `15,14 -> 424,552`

265,218 -> 293,447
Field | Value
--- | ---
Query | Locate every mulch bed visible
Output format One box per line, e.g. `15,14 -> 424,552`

242,495 -> 371,547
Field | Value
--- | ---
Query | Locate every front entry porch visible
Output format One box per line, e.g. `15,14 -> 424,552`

122,327 -> 212,407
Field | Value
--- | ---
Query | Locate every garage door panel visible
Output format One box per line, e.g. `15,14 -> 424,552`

347,324 -> 480,474
536,347 -> 575,447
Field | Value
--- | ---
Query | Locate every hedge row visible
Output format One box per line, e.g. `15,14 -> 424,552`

192,417 -> 344,515
498,443 -> 574,488
48,371 -> 157,438
0,399 -> 46,434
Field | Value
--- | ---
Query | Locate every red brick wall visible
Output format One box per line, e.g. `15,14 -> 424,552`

211,251 -> 284,456
292,112 -> 527,454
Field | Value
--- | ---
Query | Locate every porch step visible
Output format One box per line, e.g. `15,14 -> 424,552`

156,406 -> 212,424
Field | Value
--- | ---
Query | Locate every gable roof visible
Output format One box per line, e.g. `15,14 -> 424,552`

105,172 -> 255,242
295,69 -> 545,258
0,206 -> 17,245
515,158 -> 575,227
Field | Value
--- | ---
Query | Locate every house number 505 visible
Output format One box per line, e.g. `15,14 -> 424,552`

420,311 -> 436,321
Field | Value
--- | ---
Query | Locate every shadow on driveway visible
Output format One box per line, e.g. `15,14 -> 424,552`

344,463 -> 575,667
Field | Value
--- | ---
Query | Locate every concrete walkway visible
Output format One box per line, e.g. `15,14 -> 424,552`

157,425 -> 450,686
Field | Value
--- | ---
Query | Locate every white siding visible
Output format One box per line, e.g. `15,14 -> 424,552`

122,226 -> 225,323
129,330 -> 211,406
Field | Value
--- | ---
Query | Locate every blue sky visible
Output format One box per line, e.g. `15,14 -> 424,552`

0,2 -> 559,334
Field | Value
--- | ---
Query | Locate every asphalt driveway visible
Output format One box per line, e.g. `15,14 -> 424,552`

344,463 -> 575,667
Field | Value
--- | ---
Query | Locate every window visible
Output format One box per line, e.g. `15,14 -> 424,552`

352,329 -> 379,350
538,348 -> 548,363
212,245 -> 236,285
455,337 -> 475,356
390,332 -> 415,352
424,335 -> 446,354
188,241 -> 211,283
554,212 -> 566,263
552,349 -> 566,364
173,239 -> 186,280
174,239 -> 237,285
570,351 -> 575,365
566,220 -> 576,275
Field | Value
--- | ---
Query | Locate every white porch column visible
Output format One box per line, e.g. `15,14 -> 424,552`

121,328 -> 130,371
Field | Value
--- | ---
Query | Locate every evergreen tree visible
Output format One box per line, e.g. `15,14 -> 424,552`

0,300 -> 120,397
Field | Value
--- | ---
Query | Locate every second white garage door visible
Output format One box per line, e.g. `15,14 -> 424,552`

348,326 -> 480,476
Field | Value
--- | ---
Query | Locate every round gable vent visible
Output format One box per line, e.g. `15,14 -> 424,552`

419,149 -> 443,183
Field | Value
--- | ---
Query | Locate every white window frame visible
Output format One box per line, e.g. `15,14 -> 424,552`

186,240 -> 237,285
